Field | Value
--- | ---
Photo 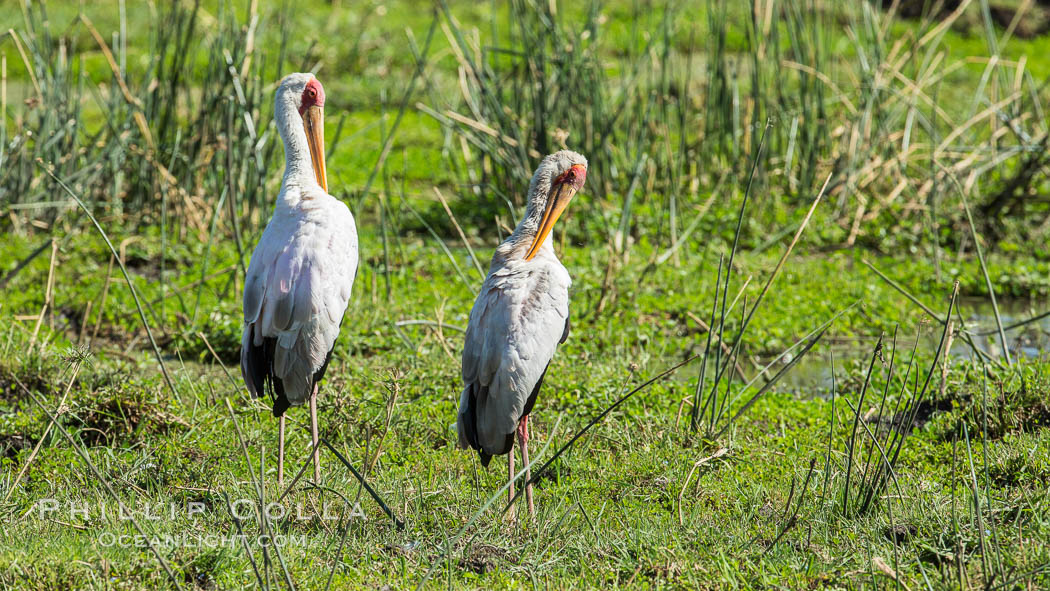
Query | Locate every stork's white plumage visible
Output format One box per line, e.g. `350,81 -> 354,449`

241,73 -> 358,485
457,150 -> 587,520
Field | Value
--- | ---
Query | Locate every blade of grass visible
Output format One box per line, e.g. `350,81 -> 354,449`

38,160 -> 178,398
526,356 -> 698,490
317,436 -> 404,531
960,190 -> 1010,365
16,377 -> 183,590
714,325 -> 828,440
416,415 -> 562,589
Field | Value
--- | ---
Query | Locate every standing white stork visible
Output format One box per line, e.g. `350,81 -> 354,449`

241,73 -> 358,486
457,150 -> 587,520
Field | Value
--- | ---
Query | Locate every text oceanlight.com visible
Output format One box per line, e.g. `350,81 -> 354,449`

97,533 -> 313,549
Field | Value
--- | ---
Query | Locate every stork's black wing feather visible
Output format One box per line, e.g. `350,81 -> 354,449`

245,333 -> 336,418
460,382 -> 515,467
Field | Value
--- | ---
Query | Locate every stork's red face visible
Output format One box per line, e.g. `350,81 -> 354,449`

298,79 -> 326,115
299,78 -> 328,192
524,163 -> 587,261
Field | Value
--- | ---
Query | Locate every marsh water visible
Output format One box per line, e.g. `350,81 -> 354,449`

762,298 -> 1050,396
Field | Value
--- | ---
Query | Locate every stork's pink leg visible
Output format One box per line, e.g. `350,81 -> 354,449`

517,416 -> 535,518
310,385 -> 320,483
507,444 -> 516,523
278,414 -> 286,489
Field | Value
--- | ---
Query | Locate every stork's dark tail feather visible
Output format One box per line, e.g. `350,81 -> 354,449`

460,382 -> 519,467
459,382 -> 482,453
243,326 -> 335,418
272,390 -> 291,417
244,334 -> 290,416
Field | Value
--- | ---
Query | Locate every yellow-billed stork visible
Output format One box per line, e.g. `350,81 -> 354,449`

457,150 -> 588,520
241,73 -> 358,486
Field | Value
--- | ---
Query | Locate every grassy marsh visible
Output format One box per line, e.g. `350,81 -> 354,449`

2,0 -> 1050,588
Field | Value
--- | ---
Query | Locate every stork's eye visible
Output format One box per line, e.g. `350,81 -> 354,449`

306,88 -> 316,98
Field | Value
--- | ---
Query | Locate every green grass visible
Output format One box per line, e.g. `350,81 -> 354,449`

2,0 -> 1050,588
2,230 -> 1050,588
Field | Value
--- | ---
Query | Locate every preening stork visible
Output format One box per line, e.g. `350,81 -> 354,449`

241,73 -> 358,485
457,150 -> 588,520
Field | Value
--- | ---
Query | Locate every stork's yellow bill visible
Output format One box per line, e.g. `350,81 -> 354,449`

297,77 -> 328,192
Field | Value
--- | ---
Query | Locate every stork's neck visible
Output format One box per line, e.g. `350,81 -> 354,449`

275,97 -> 321,197
503,186 -> 553,259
